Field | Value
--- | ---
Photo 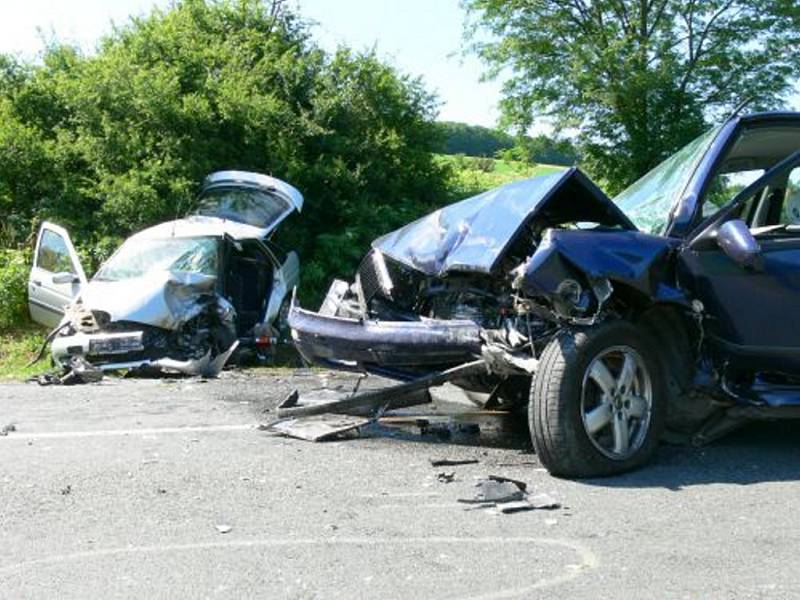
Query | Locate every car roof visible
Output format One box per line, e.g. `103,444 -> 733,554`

129,215 -> 266,242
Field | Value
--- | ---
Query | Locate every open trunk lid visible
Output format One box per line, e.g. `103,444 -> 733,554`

194,171 -> 303,236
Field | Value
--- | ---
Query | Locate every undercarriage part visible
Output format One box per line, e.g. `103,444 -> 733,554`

481,344 -> 538,375
691,409 -> 747,446
275,359 -> 489,419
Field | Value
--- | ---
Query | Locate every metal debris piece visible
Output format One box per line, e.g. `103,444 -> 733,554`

430,458 -> 479,467
267,414 -> 371,442
0,424 -> 17,436
458,475 -> 560,514
276,360 -> 486,419
437,472 -> 456,484
215,524 -> 232,534
278,390 -> 300,409
31,356 -> 103,386
495,494 -> 561,514
459,478 -> 526,505
496,500 -> 536,514
488,474 -> 528,492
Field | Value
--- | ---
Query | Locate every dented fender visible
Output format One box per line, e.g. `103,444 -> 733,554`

518,229 -> 688,311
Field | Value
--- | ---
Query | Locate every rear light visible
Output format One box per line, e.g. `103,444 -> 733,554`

255,336 -> 274,348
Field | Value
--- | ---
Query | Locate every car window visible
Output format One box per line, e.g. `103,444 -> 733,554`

95,237 -> 219,282
196,187 -> 291,229
37,229 -> 76,274
702,169 -> 764,219
614,126 -> 720,235
781,168 -> 800,225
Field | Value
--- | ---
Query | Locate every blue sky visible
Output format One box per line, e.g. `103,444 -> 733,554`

0,0 -> 503,128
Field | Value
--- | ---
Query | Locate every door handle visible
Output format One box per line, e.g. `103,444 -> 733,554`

32,280 -> 42,286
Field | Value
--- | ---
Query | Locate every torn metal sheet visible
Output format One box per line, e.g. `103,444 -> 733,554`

276,360 -> 487,419
458,478 -> 526,505
267,414 -> 371,442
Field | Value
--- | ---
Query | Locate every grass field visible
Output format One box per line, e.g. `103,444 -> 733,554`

436,154 -> 566,199
0,325 -> 48,380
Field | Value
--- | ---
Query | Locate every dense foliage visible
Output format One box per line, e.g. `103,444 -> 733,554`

465,0 -> 800,193
0,0 -> 449,303
0,249 -> 30,331
435,120 -> 578,165
435,121 -> 514,156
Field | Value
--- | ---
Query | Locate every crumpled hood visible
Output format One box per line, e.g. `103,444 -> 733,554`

373,167 -> 635,277
77,271 -> 218,330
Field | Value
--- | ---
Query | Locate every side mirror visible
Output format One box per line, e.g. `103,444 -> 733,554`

717,219 -> 763,270
52,271 -> 80,285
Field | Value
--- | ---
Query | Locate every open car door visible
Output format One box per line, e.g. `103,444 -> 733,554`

28,222 -> 88,329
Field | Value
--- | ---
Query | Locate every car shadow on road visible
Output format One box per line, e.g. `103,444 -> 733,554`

585,421 -> 800,490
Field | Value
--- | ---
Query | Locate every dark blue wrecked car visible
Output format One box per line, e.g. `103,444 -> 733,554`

290,111 -> 800,477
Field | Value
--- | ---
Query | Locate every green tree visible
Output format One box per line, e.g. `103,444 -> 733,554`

0,0 -> 447,304
465,0 -> 800,192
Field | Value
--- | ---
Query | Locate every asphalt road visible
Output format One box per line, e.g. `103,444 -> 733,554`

2,370 -> 800,599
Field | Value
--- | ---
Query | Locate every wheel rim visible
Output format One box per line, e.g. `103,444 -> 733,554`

580,345 -> 653,461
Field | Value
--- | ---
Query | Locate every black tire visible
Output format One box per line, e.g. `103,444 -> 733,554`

530,319 -> 666,478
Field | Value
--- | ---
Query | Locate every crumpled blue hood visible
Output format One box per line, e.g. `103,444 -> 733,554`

372,168 -> 634,277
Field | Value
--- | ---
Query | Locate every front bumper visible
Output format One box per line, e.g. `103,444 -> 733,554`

52,331 -> 146,366
288,306 -> 483,368
51,330 -> 238,376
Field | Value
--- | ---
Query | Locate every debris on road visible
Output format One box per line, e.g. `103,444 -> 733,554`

0,423 -> 17,436
215,524 -> 233,534
263,359 -> 514,447
430,458 -> 479,467
31,356 -> 104,386
60,485 -> 72,496
459,476 -> 527,504
275,360 -> 486,420
437,471 -> 456,483
267,414 -> 372,442
458,476 -> 561,514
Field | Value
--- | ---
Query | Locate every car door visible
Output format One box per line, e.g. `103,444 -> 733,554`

679,151 -> 800,372
28,222 -> 88,328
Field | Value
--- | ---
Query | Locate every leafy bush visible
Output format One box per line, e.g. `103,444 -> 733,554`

0,249 -> 31,331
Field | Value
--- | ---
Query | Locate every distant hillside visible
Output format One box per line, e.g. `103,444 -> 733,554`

434,121 -> 579,166
436,153 -> 565,201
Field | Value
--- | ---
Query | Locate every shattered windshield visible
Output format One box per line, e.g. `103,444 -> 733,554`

614,125 -> 722,235
95,237 -> 219,282
195,186 -> 291,229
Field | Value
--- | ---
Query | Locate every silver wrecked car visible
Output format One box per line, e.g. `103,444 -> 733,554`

28,171 -> 302,376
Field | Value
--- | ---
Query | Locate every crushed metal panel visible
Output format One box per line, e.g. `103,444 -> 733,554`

77,271 -> 217,331
372,168 -> 634,277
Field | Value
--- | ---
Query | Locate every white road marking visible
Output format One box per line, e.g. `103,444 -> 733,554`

0,536 -> 599,597
0,423 -> 255,440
